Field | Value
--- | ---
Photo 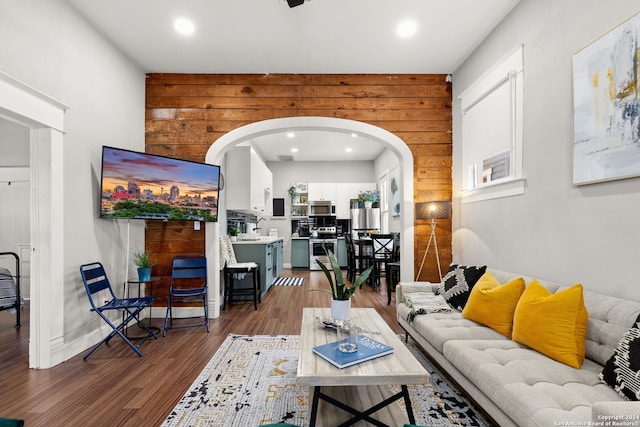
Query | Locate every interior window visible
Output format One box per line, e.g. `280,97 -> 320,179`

459,44 -> 525,202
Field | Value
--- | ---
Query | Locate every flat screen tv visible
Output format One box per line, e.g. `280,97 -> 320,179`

100,146 -> 220,222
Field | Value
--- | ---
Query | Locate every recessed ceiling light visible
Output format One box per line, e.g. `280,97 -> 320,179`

345,147 -> 353,153
351,133 -> 358,138
286,132 -> 295,138
174,18 -> 195,36
396,19 -> 417,38
291,147 -> 298,153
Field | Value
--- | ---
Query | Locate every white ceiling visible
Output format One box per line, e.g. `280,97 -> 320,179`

243,129 -> 386,162
65,0 -> 520,161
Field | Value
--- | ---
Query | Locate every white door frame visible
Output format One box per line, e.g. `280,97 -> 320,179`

0,71 -> 68,368
204,117 -> 415,316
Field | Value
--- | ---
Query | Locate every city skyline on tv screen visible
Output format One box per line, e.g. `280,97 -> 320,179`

100,146 -> 220,222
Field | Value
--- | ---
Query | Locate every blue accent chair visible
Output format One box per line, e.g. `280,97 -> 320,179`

163,256 -> 209,336
80,262 -> 157,359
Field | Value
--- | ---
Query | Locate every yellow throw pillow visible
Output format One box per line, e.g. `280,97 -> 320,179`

461,271 -> 525,337
512,280 -> 588,369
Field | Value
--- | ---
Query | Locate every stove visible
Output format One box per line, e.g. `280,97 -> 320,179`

309,226 -> 338,270
314,226 -> 337,239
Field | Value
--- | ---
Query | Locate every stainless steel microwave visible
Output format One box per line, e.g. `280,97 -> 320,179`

309,200 -> 336,216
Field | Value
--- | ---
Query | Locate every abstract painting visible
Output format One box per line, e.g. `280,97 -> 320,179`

573,12 -> 640,185
390,166 -> 400,217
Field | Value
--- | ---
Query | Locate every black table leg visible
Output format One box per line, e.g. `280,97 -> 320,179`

309,386 -> 321,427
401,384 -> 415,425
309,385 -> 413,427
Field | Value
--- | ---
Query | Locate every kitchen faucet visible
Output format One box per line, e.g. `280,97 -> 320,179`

254,217 -> 265,234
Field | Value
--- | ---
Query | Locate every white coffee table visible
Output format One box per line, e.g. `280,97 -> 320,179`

297,307 -> 430,427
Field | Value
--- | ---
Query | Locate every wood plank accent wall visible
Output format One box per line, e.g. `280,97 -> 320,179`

145,74 -> 452,305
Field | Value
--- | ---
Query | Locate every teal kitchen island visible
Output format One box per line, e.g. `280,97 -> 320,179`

231,237 -> 284,301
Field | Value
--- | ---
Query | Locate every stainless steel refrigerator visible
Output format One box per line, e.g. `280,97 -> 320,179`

350,208 -> 381,237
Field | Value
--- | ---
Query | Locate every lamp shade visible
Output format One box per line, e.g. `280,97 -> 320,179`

415,201 -> 451,220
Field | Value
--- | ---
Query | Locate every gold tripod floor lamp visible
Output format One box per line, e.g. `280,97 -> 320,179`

415,201 -> 451,282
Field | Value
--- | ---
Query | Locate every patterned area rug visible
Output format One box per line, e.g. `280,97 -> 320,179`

162,334 -> 492,427
272,277 -> 304,286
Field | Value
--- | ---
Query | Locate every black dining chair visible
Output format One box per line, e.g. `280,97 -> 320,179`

369,234 -> 395,289
345,234 -> 357,283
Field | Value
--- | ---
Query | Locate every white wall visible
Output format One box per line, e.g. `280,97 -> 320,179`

0,119 -> 30,166
0,0 -> 146,358
452,0 -> 640,301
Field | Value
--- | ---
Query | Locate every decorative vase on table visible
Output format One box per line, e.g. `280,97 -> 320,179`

364,201 -> 373,209
331,299 -> 351,321
137,267 -> 151,282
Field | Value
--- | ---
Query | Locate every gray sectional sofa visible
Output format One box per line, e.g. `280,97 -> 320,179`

396,269 -> 640,427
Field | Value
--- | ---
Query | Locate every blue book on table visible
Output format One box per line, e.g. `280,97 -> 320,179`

312,335 -> 394,369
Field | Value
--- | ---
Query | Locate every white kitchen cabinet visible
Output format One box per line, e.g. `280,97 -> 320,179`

349,183 -> 376,200
226,146 -> 273,215
343,183 -> 377,213
335,183 -> 352,218
308,182 -> 337,201
307,182 -> 377,218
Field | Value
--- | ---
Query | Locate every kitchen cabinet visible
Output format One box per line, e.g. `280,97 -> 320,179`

226,146 -> 273,215
231,238 -> 283,300
337,183 -> 377,218
335,184 -> 352,218
291,238 -> 310,268
273,239 -> 284,277
348,183 -> 377,201
308,182 -> 337,201
307,182 -> 377,218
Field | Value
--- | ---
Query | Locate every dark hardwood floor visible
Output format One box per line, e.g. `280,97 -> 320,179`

0,269 -> 401,426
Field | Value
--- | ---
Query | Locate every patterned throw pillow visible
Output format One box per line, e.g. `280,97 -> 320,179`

600,314 -> 640,401
440,264 -> 487,310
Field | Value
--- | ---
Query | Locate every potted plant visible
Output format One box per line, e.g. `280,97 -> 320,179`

314,243 -> 373,321
133,250 -> 156,282
358,190 -> 379,208
287,185 -> 297,204
228,225 -> 239,241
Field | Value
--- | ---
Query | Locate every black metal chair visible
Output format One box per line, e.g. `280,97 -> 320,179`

80,262 -> 157,359
163,256 -> 209,336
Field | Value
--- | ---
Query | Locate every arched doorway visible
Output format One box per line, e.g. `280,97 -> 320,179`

204,117 -> 414,317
